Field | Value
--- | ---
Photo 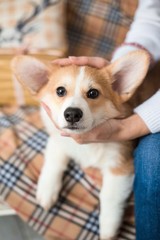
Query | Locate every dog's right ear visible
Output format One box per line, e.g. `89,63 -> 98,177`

103,50 -> 150,102
11,55 -> 50,94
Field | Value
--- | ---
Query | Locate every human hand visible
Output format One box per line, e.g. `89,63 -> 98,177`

61,114 -> 150,144
14,46 -> 29,55
52,56 -> 108,68
41,102 -> 61,130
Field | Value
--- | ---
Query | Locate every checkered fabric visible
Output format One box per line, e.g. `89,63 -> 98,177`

0,106 -> 136,240
66,0 -> 138,60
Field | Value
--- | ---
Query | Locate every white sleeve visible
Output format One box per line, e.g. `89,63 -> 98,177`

134,90 -> 160,133
112,0 -> 160,62
112,0 -> 160,133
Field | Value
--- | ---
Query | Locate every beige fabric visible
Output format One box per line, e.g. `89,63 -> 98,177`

0,0 -> 67,105
0,0 -> 67,52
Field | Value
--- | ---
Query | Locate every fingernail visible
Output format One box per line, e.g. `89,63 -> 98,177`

51,59 -> 59,63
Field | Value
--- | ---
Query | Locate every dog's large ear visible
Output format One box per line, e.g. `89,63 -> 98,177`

106,51 -> 150,102
11,55 -> 50,94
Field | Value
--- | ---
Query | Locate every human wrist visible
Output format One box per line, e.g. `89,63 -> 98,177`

120,114 -> 150,140
134,91 -> 160,133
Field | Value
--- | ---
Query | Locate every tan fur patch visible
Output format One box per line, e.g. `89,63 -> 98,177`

37,64 -> 133,122
84,66 -> 123,118
38,65 -> 80,106
38,65 -> 125,120
110,142 -> 134,175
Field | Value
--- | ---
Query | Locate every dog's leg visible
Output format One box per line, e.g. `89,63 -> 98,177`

36,137 -> 69,210
99,169 -> 134,240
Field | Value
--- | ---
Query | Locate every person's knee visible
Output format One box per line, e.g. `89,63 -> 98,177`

134,133 -> 160,193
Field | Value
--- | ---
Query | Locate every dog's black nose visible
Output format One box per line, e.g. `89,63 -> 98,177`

64,107 -> 83,123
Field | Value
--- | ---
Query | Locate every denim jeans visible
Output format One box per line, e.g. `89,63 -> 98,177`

134,133 -> 160,240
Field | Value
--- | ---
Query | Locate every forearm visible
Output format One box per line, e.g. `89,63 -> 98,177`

119,114 -> 150,141
134,90 -> 160,133
112,0 -> 160,136
114,91 -> 160,141
112,0 -> 160,62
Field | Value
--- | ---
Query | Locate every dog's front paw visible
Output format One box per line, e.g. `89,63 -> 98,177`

36,176 -> 61,210
100,232 -> 117,240
99,216 -> 119,240
100,237 -> 117,240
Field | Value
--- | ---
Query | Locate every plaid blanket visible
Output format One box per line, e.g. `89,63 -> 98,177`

0,106 -> 135,239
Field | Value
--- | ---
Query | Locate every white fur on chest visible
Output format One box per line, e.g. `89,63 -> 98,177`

53,135 -> 121,168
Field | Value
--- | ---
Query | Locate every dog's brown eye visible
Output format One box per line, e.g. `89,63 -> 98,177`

56,87 -> 67,97
87,89 -> 99,99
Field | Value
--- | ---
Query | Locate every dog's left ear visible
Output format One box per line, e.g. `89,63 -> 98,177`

11,55 -> 50,94
106,51 -> 150,102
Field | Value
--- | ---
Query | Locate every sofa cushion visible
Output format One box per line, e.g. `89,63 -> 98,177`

0,0 -> 67,51
0,0 -> 67,106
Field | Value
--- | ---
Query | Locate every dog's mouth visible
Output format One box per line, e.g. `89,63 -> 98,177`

64,124 -> 85,131
63,119 -> 96,132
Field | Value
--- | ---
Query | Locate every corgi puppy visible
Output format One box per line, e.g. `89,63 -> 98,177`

12,51 -> 150,240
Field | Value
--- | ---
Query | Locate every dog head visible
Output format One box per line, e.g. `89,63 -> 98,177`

11,51 -> 150,133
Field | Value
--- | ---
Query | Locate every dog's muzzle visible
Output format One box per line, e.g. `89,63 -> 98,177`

64,107 -> 83,124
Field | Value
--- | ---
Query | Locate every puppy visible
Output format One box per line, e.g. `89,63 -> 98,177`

12,51 -> 150,239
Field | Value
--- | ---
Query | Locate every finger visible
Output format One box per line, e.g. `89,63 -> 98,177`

69,56 -> 108,68
41,101 -> 51,117
41,102 -> 60,130
61,132 -> 85,143
14,46 -> 29,55
52,58 -> 72,66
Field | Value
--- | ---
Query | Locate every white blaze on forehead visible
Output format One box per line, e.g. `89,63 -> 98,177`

75,66 -> 86,96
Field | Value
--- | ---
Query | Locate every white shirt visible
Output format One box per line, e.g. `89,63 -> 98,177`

112,0 -> 160,133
